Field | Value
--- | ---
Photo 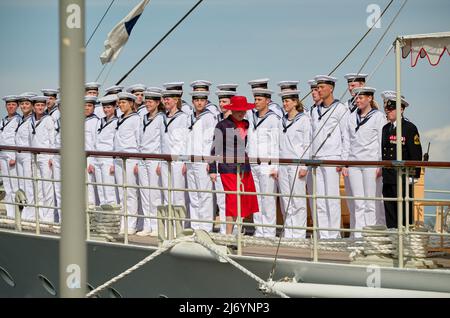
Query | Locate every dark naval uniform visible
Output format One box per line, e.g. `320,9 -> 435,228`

382,118 -> 422,228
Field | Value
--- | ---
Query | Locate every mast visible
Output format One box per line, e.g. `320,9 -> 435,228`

59,0 -> 87,297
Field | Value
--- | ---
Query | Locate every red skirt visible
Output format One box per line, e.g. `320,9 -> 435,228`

220,172 -> 259,218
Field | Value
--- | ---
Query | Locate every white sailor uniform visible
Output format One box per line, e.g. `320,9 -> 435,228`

136,104 -> 148,118
94,116 -> 118,205
0,114 -> 20,218
247,110 -> 281,238
15,114 -> 35,220
138,112 -> 164,233
279,112 -> 311,238
53,118 -> 62,222
94,104 -> 106,118
343,109 -> 386,236
30,114 -> 55,222
47,106 -> 61,122
114,112 -> 141,232
213,112 -> 227,234
311,99 -> 349,239
160,110 -> 189,209
85,114 -> 100,205
268,100 -> 284,118
186,109 -> 216,232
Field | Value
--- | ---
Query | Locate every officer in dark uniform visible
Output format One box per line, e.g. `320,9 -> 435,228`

381,91 -> 422,228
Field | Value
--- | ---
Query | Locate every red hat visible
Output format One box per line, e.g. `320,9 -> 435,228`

223,96 -> 255,111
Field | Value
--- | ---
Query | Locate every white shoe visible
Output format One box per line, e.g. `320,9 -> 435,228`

136,230 -> 151,237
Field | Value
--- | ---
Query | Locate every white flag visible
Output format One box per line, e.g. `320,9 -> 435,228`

100,0 -> 151,65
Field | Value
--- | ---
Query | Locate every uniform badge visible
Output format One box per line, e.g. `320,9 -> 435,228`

414,134 -> 421,145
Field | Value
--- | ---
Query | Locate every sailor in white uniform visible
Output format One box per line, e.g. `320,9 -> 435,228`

159,89 -> 189,213
342,73 -> 368,229
190,80 -> 220,116
85,82 -> 104,118
136,91 -> 164,236
42,89 -> 60,121
84,96 -> 100,206
248,88 -> 282,238
0,95 -> 20,218
213,89 -> 235,234
248,78 -> 284,118
311,75 -> 349,239
342,87 -> 386,237
162,82 -> 192,116
126,83 -> 147,116
30,95 -> 55,222
185,90 -> 216,232
15,94 -> 36,220
94,95 -> 118,206
104,85 -> 124,117
53,116 -> 62,222
114,92 -> 141,235
306,79 -> 322,213
278,90 -> 311,238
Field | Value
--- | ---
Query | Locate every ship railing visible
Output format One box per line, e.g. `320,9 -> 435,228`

0,145 -> 449,268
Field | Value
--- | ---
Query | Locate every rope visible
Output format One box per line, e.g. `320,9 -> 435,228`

115,0 -> 205,85
269,0 -> 408,281
85,0 -> 116,47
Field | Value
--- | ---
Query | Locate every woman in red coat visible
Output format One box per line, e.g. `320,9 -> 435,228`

209,96 -> 259,234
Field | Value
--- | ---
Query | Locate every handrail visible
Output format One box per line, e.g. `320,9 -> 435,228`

1,145 -> 450,168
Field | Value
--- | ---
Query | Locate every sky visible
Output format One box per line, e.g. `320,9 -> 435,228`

0,0 -> 449,215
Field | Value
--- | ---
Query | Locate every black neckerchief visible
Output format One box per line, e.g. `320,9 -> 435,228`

1,113 -> 19,132
282,112 -> 305,133
189,109 -> 211,130
31,114 -> 49,135
252,110 -> 275,130
317,99 -> 339,121
15,114 -> 32,133
355,108 -> 377,132
55,119 -> 61,133
163,110 -> 184,133
309,104 -> 317,116
348,97 -> 357,113
85,113 -> 98,122
98,116 -> 118,133
143,112 -> 162,132
116,112 -> 138,130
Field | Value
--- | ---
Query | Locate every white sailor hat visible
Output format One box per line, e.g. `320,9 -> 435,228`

381,90 -> 409,107
161,90 -> 183,98
163,82 -> 184,91
344,73 -> 368,83
17,92 -> 37,101
216,83 -> 238,92
146,86 -> 163,93
84,96 -> 98,104
314,75 -> 337,86
85,82 -> 101,90
117,92 -> 137,101
126,84 -> 147,93
215,90 -> 236,99
98,94 -> 118,105
278,90 -> 300,99
41,88 -> 59,97
190,91 -> 209,99
352,87 -> 376,96
190,80 -> 212,90
277,81 -> 299,91
307,80 -> 318,88
252,88 -> 273,98
30,95 -> 49,103
144,91 -> 162,100
104,85 -> 124,95
2,95 -> 19,103
248,78 -> 270,89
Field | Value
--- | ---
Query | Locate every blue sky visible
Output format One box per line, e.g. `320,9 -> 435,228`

0,0 -> 449,207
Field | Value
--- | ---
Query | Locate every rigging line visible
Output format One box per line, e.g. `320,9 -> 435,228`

115,0 -> 205,85
101,59 -> 118,87
268,0 -> 406,282
95,63 -> 108,82
85,0 -> 116,48
299,0 -> 394,104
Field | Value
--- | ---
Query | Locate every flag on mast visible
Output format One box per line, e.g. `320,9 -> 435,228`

100,0 -> 151,65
